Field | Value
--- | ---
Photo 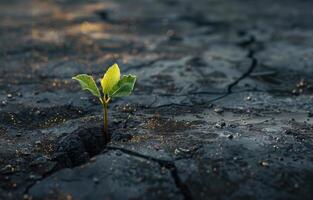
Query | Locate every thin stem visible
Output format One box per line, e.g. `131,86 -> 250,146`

103,101 -> 109,142
100,94 -> 111,142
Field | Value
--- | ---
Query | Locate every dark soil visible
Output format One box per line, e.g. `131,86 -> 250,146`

1,0 -> 313,199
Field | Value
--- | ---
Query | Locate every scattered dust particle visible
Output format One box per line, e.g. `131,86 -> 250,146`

259,161 -> 269,167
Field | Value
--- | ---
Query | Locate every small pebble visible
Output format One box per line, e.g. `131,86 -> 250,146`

90,157 -> 97,162
1,100 -> 7,106
214,108 -> 224,114
215,122 -> 226,128
35,110 -> 41,116
259,161 -> 269,167
228,134 -> 234,139
174,148 -> 180,155
284,129 -> 293,135
1,165 -> 15,174
177,147 -> 191,153
7,94 -> 13,98
292,89 -> 299,95
245,96 -> 252,101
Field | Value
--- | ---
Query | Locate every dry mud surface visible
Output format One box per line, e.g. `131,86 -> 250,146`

1,0 -> 313,199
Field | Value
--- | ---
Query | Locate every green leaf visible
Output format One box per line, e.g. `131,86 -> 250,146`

72,74 -> 101,98
110,74 -> 136,98
101,63 -> 121,95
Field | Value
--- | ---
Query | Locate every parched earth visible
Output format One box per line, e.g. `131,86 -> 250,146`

0,0 -> 313,199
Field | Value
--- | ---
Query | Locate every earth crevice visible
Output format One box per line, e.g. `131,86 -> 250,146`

106,145 -> 194,200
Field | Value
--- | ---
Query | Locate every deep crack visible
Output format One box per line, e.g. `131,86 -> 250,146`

23,166 -> 58,195
227,34 -> 259,93
106,146 -> 194,200
146,35 -> 260,109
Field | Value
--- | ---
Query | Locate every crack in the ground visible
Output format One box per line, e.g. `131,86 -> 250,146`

147,34 -> 260,109
106,145 -> 194,200
23,165 -> 59,196
24,144 -> 194,199
106,146 -> 173,167
227,35 -> 258,93
209,34 -> 259,102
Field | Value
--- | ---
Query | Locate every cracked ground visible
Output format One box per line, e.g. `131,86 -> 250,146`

1,0 -> 313,199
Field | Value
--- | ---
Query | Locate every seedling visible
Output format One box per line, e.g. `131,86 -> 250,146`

72,63 -> 136,142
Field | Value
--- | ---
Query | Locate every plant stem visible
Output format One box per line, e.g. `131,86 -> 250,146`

103,101 -> 109,142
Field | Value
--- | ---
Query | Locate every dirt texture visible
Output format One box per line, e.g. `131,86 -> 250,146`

0,0 -> 313,199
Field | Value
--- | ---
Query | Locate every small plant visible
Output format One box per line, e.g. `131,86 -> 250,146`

72,63 -> 136,142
